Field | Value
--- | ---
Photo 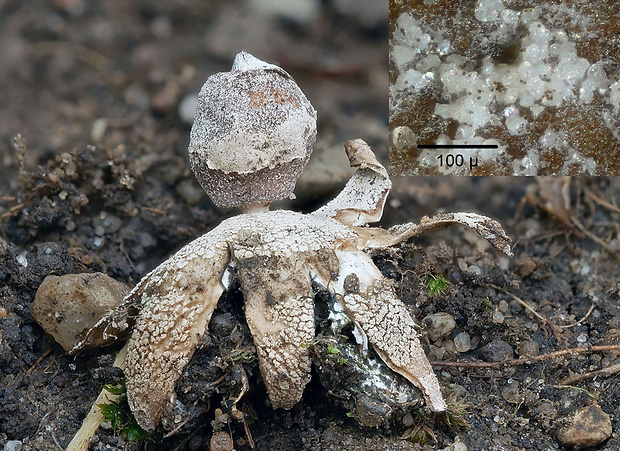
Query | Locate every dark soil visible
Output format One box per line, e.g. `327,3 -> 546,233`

1,2 -> 619,451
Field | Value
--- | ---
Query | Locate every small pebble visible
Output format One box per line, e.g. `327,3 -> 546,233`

17,252 -> 28,268
556,404 -> 612,448
176,179 -> 205,205
151,83 -> 180,114
498,299 -> 509,313
442,339 -> 456,354
321,425 -> 336,442
516,340 -> 539,357
4,440 -> 23,451
423,312 -> 456,341
402,412 -> 415,427
501,379 -> 521,404
515,256 -> 537,277
178,94 -> 198,124
429,344 -> 446,361
209,431 -> 234,451
469,335 -> 480,350
93,236 -> 104,248
92,212 -> 122,235
214,408 -> 230,425
91,118 -> 107,142
467,264 -> 481,275
31,273 -> 129,351
479,339 -> 514,362
391,125 -> 417,152
492,309 -> 505,324
354,395 -> 392,427
438,441 -> 468,451
454,332 -> 471,353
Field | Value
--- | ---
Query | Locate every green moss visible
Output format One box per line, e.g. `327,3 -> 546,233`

327,344 -> 342,355
97,378 -> 149,442
425,273 -> 449,295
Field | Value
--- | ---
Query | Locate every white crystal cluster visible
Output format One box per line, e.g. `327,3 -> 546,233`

391,0 -> 619,175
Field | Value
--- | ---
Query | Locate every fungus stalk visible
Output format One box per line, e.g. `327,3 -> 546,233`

240,202 -> 271,214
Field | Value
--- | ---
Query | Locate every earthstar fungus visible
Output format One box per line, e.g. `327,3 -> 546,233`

74,53 -> 513,432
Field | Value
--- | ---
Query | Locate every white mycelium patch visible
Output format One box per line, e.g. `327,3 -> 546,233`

390,0 -> 620,175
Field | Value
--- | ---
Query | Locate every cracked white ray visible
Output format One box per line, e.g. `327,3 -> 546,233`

123,237 -> 229,431
236,252 -> 315,408
331,250 -> 447,412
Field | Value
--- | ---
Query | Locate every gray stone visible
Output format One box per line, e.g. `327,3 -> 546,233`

479,339 -> 514,362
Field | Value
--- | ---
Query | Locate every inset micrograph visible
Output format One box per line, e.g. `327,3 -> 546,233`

389,0 -> 620,175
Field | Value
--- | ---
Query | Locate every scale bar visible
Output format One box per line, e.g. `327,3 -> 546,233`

417,144 -> 498,149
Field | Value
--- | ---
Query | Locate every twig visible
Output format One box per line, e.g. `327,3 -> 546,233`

11,348 -> 52,387
50,429 -> 64,451
230,364 -> 255,449
570,215 -> 616,254
431,344 -> 620,369
0,183 -> 55,221
560,305 -> 595,329
242,415 -> 256,450
552,385 -> 599,400
141,206 -> 167,215
584,187 -> 620,214
163,418 -> 190,438
488,283 -> 547,325
560,362 -> 620,385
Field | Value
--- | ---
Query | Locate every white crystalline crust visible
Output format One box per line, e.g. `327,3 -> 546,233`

189,51 -> 317,175
474,0 -> 505,22
391,2 -> 619,175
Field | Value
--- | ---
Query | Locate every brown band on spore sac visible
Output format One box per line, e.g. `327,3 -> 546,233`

192,158 -> 308,209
